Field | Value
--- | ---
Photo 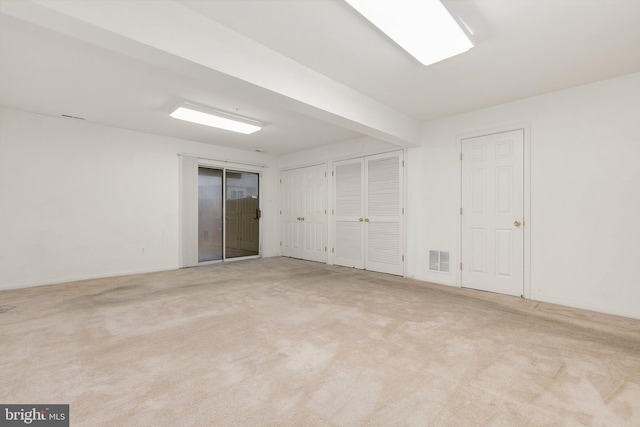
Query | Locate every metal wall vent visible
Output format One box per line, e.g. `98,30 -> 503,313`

429,250 -> 450,273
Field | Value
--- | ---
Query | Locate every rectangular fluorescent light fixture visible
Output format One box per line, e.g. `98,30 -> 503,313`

170,102 -> 263,135
344,0 -> 474,66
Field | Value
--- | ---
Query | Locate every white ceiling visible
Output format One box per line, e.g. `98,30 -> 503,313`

2,0 -> 640,155
0,12 -> 363,155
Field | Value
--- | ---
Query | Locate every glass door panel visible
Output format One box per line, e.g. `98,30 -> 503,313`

225,171 -> 259,259
198,167 -> 223,262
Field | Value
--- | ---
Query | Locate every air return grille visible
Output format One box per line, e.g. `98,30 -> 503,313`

429,250 -> 450,273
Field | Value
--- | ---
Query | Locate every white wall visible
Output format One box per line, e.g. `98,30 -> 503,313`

407,72 -> 640,319
4,71 -> 640,319
278,136 -> 396,170
0,107 -> 279,290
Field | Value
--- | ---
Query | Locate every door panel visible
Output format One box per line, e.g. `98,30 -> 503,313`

334,221 -> 364,266
280,164 -> 328,263
281,168 -> 302,258
335,161 -> 363,216
239,195 -> 259,251
470,228 -> 486,273
495,229 -> 512,276
365,152 -> 404,275
301,164 -> 328,262
198,168 -> 223,262
367,156 -> 401,216
225,171 -> 259,259
462,130 -> 524,296
333,158 -> 365,268
367,222 -> 400,265
332,152 -> 404,275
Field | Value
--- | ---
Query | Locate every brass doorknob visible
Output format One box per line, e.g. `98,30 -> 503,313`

514,220 -> 521,227
364,218 -> 370,222
359,217 -> 364,222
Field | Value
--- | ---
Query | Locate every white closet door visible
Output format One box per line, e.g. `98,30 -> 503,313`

333,158 -> 365,269
302,164 -> 328,263
365,152 -> 404,276
280,168 -> 302,258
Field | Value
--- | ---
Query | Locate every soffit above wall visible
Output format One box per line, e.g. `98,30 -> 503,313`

1,0 -> 639,154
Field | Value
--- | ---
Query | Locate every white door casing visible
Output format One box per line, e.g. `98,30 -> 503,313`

461,129 -> 524,296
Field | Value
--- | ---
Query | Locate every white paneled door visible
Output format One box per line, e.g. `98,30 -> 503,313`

333,151 -> 404,276
281,167 -> 303,259
280,164 -> 327,263
461,129 -> 524,296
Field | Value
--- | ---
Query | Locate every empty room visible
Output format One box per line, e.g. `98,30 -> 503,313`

1,0 -> 639,425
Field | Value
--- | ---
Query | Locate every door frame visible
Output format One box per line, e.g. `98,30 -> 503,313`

197,159 -> 263,265
279,146 -> 408,273
279,162 -> 329,263
330,149 -> 405,275
456,123 -> 531,298
328,148 -> 407,269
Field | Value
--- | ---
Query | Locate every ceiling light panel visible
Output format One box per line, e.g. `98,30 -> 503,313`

344,0 -> 473,66
170,103 -> 263,135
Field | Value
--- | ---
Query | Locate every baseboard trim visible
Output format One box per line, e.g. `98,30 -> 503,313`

0,266 -> 180,291
531,293 -> 640,320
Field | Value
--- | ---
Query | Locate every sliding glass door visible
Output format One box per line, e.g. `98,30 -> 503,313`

198,167 -> 260,263
225,171 -> 260,259
198,168 -> 223,262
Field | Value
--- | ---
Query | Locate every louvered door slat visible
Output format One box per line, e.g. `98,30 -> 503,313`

368,156 -> 400,216
332,158 -> 365,268
365,152 -> 404,275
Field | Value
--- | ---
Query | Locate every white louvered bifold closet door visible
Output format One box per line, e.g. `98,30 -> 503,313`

332,151 -> 404,275
332,158 -> 366,269
365,152 -> 404,275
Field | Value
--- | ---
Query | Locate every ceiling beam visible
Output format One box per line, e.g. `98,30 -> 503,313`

2,0 -> 421,148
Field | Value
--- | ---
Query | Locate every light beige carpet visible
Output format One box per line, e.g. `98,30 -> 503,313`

1,257 -> 639,426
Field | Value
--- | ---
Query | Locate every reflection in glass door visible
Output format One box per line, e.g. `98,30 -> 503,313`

198,167 -> 260,263
226,171 -> 260,259
198,168 -> 223,262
